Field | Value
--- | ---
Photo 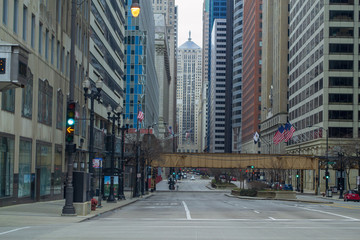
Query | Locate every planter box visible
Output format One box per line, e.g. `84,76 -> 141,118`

257,191 -> 296,199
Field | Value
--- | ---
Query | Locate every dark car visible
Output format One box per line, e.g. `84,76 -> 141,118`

283,184 -> 293,191
344,190 -> 360,202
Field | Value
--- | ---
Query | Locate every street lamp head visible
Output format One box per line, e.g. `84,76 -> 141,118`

82,78 -> 90,92
96,77 -> 103,92
116,105 -> 122,114
131,0 -> 140,18
107,105 -> 112,114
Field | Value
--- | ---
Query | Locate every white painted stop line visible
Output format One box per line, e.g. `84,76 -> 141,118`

0,227 -> 30,236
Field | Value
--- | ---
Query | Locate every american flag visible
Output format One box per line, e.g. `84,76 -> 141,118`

137,107 -> 144,122
273,125 -> 285,144
168,126 -> 173,135
283,122 -> 296,142
314,128 -> 323,139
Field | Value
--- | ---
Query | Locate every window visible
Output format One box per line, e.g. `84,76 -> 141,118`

328,93 -> 353,103
22,70 -> 33,118
18,140 -> 31,197
0,136 -> 14,198
13,0 -> 19,33
22,6 -> 27,41
56,90 -> 63,129
31,14 -> 35,48
36,143 -> 52,196
329,60 -> 353,70
329,110 -> 353,120
329,127 -> 353,138
2,89 -> 15,112
329,77 -> 353,87
38,79 -> 53,125
45,29 -> 49,60
2,0 -> 8,25
329,10 -> 354,21
51,35 -> 54,64
329,43 -> 353,54
39,23 -> 43,55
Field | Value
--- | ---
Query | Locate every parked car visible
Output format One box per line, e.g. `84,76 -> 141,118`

183,174 -> 187,179
191,175 -> 195,180
344,190 -> 360,202
283,184 -> 293,191
231,177 -> 237,181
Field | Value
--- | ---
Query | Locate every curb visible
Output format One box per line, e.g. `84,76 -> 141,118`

80,194 -> 154,222
225,193 -> 334,204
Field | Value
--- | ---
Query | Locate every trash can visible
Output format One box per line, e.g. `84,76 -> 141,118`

326,189 -> 332,197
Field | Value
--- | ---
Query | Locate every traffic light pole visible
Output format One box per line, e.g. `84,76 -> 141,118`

62,0 -> 77,216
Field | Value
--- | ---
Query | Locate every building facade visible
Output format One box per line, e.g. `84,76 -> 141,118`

209,19 -> 227,153
232,0 -> 244,153
125,0 -> 158,129
206,0 -> 227,152
177,35 -> 202,152
241,0 -> 262,153
152,0 -> 178,141
0,0 -> 91,206
287,0 -> 360,192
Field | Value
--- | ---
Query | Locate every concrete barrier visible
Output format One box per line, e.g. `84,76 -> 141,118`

73,201 -> 91,216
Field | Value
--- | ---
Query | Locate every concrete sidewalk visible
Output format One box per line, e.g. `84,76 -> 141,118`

0,191 -> 153,227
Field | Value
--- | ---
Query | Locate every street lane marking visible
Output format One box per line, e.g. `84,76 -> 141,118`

269,217 -> 276,220
254,211 -> 260,214
0,227 -> 30,236
182,201 -> 192,220
297,206 -> 359,221
324,203 -> 360,210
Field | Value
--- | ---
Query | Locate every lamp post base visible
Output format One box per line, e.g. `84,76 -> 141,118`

107,195 -> 117,203
118,194 -> 126,200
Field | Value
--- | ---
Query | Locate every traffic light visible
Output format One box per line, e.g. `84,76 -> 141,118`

66,101 -> 76,143
325,172 -> 329,179
296,174 -> 299,178
0,58 -> 5,74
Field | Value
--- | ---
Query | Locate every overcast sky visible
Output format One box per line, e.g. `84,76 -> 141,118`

176,0 -> 203,48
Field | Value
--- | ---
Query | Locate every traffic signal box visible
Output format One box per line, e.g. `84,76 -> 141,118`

66,101 -> 76,143
0,58 -> 6,74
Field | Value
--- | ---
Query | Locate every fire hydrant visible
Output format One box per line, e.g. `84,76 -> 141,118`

91,198 -> 98,211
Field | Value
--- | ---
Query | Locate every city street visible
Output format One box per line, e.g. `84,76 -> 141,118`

1,175 -> 360,239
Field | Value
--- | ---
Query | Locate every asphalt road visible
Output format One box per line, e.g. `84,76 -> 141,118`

1,176 -> 360,239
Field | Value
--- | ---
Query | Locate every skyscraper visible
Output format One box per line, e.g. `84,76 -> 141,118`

287,0 -> 360,191
232,0 -> 244,153
209,19 -> 227,153
241,0 -> 263,153
260,0 -> 289,154
177,34 -> 202,152
152,0 -> 178,138
125,0 -> 159,129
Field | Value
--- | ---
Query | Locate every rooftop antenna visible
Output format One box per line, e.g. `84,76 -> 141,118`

189,31 -> 191,41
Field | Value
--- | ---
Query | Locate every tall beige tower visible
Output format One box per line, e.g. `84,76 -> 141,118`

177,34 -> 202,152
260,0 -> 289,154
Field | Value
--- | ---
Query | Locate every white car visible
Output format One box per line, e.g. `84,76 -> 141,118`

191,176 -> 195,180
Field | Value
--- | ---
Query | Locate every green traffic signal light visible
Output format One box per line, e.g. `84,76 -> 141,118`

296,174 -> 299,178
251,165 -> 254,169
66,101 -> 76,143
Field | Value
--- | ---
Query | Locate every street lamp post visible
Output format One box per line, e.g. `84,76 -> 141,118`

145,123 -> 156,194
106,105 -> 122,202
338,152 -> 344,199
118,118 -> 129,200
82,77 -> 103,201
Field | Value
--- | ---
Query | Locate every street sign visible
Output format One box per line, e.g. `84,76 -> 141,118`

137,173 -> 141,178
357,176 -> 360,185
